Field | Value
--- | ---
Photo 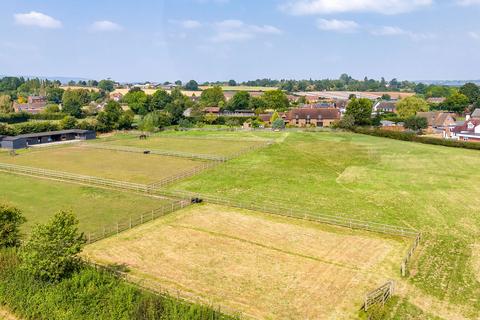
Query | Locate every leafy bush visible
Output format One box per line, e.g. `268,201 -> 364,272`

0,249 -> 235,320
21,211 -> 86,282
12,121 -> 60,135
0,205 -> 26,248
0,112 -> 29,124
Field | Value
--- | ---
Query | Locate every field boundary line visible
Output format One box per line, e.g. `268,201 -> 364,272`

80,143 -> 229,161
0,162 -> 152,193
147,161 -> 222,189
85,199 -> 191,244
154,190 -> 419,237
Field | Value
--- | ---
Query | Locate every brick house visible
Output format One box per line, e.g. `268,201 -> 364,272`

13,96 -> 48,114
284,108 -> 341,127
448,119 -> 480,142
416,112 -> 456,132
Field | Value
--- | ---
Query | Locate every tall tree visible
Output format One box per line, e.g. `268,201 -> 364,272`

226,91 -> 250,111
21,211 -> 86,282
97,79 -> 115,92
262,90 -> 289,111
62,89 -> 90,117
0,95 -> 13,113
149,89 -> 172,111
184,80 -> 199,91
396,96 -> 429,118
345,98 -> 373,125
122,89 -> 148,115
46,87 -> 64,104
200,86 -> 225,108
459,83 -> 480,104
443,92 -> 470,113
0,204 -> 26,248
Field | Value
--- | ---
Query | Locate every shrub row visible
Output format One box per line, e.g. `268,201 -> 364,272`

0,112 -> 67,124
353,127 -> 480,151
0,249 -> 235,320
0,119 -> 99,136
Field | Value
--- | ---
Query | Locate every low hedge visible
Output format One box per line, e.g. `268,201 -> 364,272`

0,112 -> 67,124
0,249 -> 235,320
353,127 -> 480,151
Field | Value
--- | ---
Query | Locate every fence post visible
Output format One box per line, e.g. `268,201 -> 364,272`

116,223 -> 119,234
129,217 -> 132,229
103,227 -> 105,238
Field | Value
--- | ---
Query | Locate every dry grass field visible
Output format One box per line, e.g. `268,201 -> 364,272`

84,204 -> 408,319
101,135 -> 265,157
0,145 -> 201,184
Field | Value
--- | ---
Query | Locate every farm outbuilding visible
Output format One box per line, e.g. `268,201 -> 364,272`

0,129 -> 96,150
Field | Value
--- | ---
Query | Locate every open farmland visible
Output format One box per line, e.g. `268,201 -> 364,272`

0,172 -> 168,234
167,130 -> 480,319
0,145 -> 202,184
97,134 -> 267,157
84,204 -> 408,319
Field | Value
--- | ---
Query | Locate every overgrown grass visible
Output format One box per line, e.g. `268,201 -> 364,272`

168,130 -> 480,317
0,249 -> 234,320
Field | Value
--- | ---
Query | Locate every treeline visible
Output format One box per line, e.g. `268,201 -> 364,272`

203,74 -> 419,92
0,205 -> 235,320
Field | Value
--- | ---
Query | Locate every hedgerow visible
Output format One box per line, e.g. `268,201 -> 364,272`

0,249 -> 234,320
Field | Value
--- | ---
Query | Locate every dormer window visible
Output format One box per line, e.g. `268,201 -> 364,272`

468,122 -> 474,129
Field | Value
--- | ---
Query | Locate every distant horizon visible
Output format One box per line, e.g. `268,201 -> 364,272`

2,73 -> 480,87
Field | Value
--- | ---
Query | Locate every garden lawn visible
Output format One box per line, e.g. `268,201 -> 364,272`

0,172 -> 170,234
168,131 -> 480,319
0,145 -> 201,184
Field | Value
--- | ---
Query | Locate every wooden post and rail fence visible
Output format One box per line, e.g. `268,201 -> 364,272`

363,280 -> 395,312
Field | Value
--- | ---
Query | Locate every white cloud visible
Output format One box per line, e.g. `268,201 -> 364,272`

14,11 -> 62,29
316,18 -> 359,32
211,32 -> 254,42
170,19 -> 202,29
89,20 -> 123,32
469,31 -> 480,39
182,20 -> 202,29
280,0 -> 433,15
211,19 -> 282,43
456,0 -> 480,5
371,26 -> 435,40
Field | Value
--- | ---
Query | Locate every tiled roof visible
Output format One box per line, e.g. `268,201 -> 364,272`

286,108 -> 341,120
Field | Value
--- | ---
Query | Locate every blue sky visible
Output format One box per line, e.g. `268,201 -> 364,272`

1,0 -> 480,82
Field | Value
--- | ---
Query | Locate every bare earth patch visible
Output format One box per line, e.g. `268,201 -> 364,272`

84,204 -> 407,319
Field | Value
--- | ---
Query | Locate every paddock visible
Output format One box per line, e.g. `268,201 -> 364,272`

0,145 -> 203,184
84,204 -> 408,319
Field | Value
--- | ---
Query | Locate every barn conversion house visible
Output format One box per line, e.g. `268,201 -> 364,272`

0,129 -> 96,150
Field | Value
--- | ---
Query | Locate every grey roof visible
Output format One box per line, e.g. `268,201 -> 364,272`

2,129 -> 93,141
471,108 -> 480,118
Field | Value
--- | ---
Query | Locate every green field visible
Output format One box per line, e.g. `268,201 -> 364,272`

0,145 -> 201,184
166,131 -> 480,319
0,172 -> 169,234
98,134 -> 266,157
